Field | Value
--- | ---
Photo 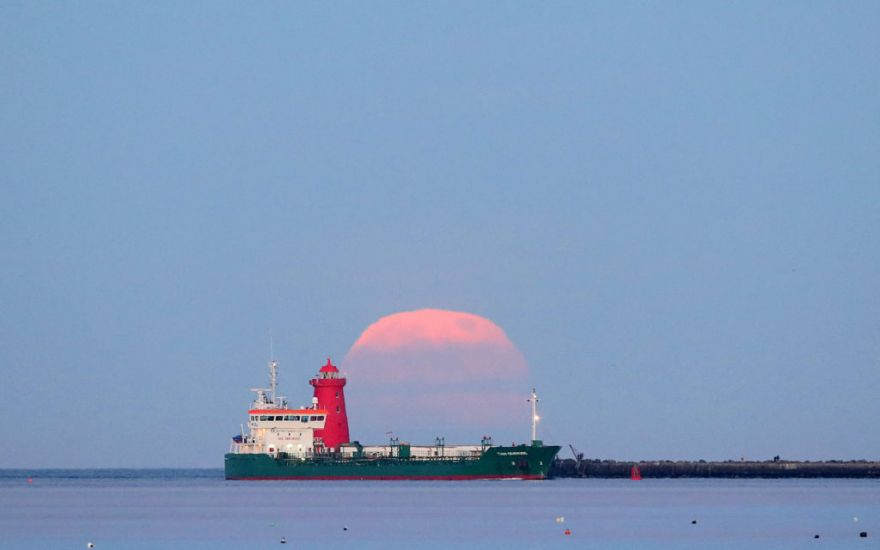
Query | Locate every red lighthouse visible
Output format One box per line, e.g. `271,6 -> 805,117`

309,358 -> 350,452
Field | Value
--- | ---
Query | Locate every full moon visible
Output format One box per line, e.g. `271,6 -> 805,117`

342,309 -> 530,444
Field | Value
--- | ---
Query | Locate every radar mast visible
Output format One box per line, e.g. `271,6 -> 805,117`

528,388 -> 540,443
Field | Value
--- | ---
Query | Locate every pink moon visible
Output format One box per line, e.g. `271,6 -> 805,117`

342,309 -> 531,443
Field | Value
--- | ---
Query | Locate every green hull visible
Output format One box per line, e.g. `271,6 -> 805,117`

225,445 -> 561,480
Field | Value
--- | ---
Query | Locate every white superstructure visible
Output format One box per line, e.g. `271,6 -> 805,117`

230,359 -> 327,458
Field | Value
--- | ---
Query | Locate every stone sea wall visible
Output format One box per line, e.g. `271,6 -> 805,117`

551,459 -> 880,478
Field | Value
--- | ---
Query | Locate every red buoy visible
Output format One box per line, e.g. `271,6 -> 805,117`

630,465 -> 642,480
564,528 -> 571,535
309,359 -> 350,451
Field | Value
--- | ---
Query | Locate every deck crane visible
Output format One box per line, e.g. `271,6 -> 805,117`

569,444 -> 584,465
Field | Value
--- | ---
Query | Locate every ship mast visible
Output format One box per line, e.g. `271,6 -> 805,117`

528,388 -> 540,443
269,359 -> 278,403
250,358 -> 285,409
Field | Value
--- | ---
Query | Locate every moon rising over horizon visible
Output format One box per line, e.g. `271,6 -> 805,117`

342,309 -> 531,443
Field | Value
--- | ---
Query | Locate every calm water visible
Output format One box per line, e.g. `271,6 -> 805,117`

0,470 -> 877,549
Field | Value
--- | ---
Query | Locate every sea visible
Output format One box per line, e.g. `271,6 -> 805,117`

0,470 -> 876,549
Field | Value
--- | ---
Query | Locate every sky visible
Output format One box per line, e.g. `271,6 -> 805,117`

1,2 -> 878,468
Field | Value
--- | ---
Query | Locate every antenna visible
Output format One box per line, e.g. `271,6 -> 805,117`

269,330 -> 274,362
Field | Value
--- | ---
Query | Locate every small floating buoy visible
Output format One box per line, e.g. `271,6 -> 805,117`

854,516 -> 859,522
691,520 -> 697,525
280,536 -> 287,544
87,543 -> 95,549
860,531 -> 868,538
564,528 -> 571,536
343,526 -> 348,531
555,516 -> 565,523
814,534 -> 820,539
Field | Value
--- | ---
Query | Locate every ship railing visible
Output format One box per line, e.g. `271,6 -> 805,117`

273,447 -> 487,463
277,453 -> 483,464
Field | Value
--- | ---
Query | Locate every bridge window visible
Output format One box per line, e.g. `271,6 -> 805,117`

260,415 -> 267,421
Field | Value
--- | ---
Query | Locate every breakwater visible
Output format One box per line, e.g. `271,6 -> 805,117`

551,459 -> 880,478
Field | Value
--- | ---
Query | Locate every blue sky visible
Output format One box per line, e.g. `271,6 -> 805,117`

1,2 -> 878,467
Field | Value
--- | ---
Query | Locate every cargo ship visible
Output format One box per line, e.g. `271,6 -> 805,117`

224,357 -> 560,480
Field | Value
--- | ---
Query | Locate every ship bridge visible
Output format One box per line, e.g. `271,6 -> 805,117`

247,409 -> 327,428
